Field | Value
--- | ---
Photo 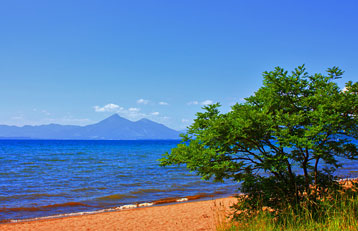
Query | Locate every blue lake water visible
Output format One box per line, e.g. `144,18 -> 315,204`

0,139 -> 357,222
0,140 -> 237,221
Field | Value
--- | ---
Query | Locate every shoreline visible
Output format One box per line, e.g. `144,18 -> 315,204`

0,191 -> 235,224
2,177 -> 356,224
0,196 -> 237,231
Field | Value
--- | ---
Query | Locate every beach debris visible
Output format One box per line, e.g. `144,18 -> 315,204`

176,198 -> 188,202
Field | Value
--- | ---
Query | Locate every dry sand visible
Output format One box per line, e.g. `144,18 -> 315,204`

0,197 -> 237,231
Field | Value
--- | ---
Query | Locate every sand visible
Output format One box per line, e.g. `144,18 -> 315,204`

0,197 -> 237,231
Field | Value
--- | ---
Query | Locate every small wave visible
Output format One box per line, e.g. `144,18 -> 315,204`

41,159 -> 66,162
116,174 -> 130,178
340,166 -> 358,170
0,193 -> 65,201
119,182 -> 142,187
42,202 -> 92,209
96,194 -> 137,201
0,202 -> 92,212
0,202 -> 154,224
213,190 -> 226,195
181,173 -> 195,176
0,191 -> 233,224
130,188 -> 165,194
152,197 -> 180,204
71,187 -> 107,192
0,219 -> 12,224
186,193 -> 209,200
152,193 -> 209,205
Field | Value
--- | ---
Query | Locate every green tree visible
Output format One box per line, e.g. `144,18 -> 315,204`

160,65 -> 358,215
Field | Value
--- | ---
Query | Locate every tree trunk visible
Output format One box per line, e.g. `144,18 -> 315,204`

314,157 -> 320,199
287,160 -> 298,203
303,149 -> 310,194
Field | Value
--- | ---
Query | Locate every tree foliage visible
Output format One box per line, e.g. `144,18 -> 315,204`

160,65 -> 358,214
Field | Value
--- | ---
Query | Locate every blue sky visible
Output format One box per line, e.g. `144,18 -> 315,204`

1,0 -> 357,130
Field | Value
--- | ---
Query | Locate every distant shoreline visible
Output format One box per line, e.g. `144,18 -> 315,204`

0,114 -> 182,140
0,138 -> 182,141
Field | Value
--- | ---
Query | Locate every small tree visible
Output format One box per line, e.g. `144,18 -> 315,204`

160,65 -> 358,216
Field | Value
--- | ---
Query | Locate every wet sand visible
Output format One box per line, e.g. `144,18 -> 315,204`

0,197 -> 237,231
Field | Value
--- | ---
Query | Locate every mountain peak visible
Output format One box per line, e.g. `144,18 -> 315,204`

137,118 -> 151,123
0,114 -> 181,140
108,113 -> 121,119
95,114 -> 130,125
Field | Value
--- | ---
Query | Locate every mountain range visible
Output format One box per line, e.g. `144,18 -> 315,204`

0,114 -> 181,140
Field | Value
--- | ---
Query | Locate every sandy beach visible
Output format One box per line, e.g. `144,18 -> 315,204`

0,197 -> 237,231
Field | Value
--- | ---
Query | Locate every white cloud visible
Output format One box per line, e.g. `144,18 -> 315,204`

93,103 -> 169,123
56,116 -> 92,125
94,103 -> 122,112
11,115 -> 24,120
8,113 -> 93,127
181,118 -> 189,123
342,87 -> 348,92
125,109 -> 145,120
147,116 -> 171,127
137,99 -> 149,104
93,104 -> 147,120
187,101 -> 199,105
159,101 -> 169,105
41,110 -> 51,116
187,100 -> 214,106
32,108 -> 51,116
128,107 -> 140,112
201,100 -> 214,105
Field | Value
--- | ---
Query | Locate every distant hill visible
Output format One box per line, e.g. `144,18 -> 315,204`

0,114 -> 180,140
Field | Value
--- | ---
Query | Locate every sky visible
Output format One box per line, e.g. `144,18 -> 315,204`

0,0 -> 357,130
